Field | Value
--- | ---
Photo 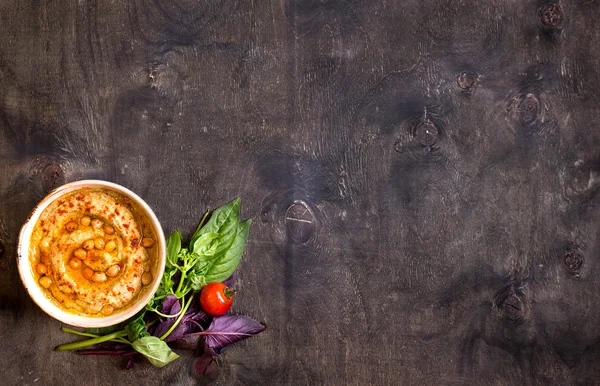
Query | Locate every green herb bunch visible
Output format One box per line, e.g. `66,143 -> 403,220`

56,198 -> 252,368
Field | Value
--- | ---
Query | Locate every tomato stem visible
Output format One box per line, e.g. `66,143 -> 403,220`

224,287 -> 236,299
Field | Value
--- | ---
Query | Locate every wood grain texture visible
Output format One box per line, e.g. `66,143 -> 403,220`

1,0 -> 600,384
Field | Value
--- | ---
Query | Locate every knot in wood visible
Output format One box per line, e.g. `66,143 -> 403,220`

457,72 -> 476,91
285,201 -> 315,243
569,162 -> 592,194
393,139 -> 405,153
564,250 -> 583,272
494,284 -> 528,325
502,294 -> 524,321
538,2 -> 563,31
42,163 -> 65,193
414,122 -> 438,147
0,240 -> 4,259
518,93 -> 539,126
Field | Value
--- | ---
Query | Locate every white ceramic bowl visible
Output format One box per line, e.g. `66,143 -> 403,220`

17,180 -> 166,328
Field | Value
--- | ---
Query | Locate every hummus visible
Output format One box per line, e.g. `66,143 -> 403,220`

30,188 -> 157,317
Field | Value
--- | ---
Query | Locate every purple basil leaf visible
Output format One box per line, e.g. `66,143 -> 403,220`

164,302 -> 212,342
163,319 -> 193,342
162,300 -> 201,341
179,294 -> 212,330
186,297 -> 212,325
153,297 -> 182,339
153,295 -> 213,342
97,342 -> 130,350
189,311 -> 211,326
194,355 -> 219,382
222,271 -> 237,289
193,342 -> 219,382
160,294 -> 179,314
153,318 -> 176,339
203,315 -> 265,350
172,335 -> 204,351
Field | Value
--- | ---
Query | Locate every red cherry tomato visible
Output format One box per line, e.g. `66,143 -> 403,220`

200,282 -> 234,315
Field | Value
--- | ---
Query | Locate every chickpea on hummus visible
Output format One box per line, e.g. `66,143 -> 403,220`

30,188 -> 157,317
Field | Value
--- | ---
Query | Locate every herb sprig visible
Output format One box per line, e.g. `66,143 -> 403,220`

55,198 -> 265,370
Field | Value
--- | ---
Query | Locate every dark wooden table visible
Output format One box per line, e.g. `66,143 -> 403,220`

2,0 -> 600,384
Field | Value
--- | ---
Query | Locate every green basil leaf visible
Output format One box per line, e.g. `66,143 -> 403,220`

156,265 -> 177,297
188,271 -> 207,291
191,210 -> 210,241
132,336 -> 179,368
166,231 -> 182,268
125,312 -> 147,342
191,232 -> 220,258
191,198 -> 240,257
204,219 -> 251,284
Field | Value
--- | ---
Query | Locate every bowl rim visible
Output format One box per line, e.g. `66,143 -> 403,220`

17,179 -> 166,328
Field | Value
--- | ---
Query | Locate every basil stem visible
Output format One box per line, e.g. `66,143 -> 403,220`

55,330 -> 128,351
148,306 -> 185,319
62,328 -> 132,347
62,328 -> 99,339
